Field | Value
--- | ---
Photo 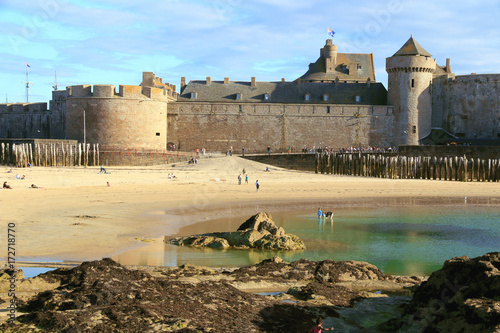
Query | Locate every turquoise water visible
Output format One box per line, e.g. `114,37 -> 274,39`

20,267 -> 56,279
113,202 -> 500,276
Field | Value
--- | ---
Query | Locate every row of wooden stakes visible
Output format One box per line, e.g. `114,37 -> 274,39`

1,143 -> 99,167
315,152 -> 500,182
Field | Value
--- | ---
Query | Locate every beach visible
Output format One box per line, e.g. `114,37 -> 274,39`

1,155 -> 499,263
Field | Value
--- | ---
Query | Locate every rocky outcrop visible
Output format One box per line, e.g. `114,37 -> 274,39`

0,256 -> 416,332
166,212 -> 306,250
6,253 -> 497,332
382,252 -> 500,332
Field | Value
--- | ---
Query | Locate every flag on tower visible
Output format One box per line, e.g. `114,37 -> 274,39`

327,28 -> 335,38
26,63 -> 31,68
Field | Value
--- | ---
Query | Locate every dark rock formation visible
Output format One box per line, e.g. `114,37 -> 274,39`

382,252 -> 500,333
0,256 -> 408,332
166,212 -> 306,250
9,253 -> 498,332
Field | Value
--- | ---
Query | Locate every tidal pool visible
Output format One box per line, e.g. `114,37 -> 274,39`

113,198 -> 500,276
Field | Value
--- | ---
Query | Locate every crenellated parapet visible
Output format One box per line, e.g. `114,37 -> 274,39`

65,73 -> 179,102
0,103 -> 48,113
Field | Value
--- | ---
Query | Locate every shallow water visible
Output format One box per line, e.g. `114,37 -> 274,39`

113,199 -> 500,276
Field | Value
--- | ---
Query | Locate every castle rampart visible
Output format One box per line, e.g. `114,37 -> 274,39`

432,73 -> 500,139
168,102 -> 394,151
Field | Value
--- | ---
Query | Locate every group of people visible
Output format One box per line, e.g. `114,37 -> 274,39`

188,157 -> 198,164
317,208 -> 333,219
237,173 -> 249,185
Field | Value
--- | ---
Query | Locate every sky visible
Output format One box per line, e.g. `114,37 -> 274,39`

1,0 -> 499,104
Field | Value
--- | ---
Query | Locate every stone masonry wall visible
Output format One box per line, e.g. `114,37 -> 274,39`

167,102 -> 395,152
0,103 -> 54,139
433,74 -> 500,139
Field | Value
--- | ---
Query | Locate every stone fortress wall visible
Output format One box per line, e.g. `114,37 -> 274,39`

432,74 -> 500,139
168,101 -> 395,152
0,102 -> 64,140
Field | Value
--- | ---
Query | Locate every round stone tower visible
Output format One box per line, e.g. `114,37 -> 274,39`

386,36 -> 435,145
322,39 -> 337,73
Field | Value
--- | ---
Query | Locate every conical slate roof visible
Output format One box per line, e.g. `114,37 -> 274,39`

393,36 -> 432,57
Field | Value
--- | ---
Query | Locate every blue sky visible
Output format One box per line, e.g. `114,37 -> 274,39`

1,0 -> 499,103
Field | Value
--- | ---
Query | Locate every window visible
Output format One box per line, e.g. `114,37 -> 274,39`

305,93 -> 310,101
357,64 -> 362,70
238,105 -> 242,112
190,92 -> 197,99
411,79 -> 415,88
156,132 -> 160,136
412,126 -> 416,133
236,93 -> 241,100
326,106 -> 330,114
355,95 -> 361,103
264,93 -> 270,100
323,94 -> 328,102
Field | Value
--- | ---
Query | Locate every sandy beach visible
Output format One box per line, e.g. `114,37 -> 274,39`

1,155 -> 499,263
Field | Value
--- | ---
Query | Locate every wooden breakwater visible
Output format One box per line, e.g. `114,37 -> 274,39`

315,152 -> 500,182
1,142 -> 99,167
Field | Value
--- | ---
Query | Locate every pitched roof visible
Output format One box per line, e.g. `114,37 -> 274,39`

177,80 -> 387,105
393,36 -> 432,57
299,53 -> 376,82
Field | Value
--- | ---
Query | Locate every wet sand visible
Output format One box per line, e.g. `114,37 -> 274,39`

1,155 -> 499,264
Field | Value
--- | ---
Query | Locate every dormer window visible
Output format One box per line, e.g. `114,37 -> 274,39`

190,92 -> 197,99
305,93 -> 310,101
264,93 -> 270,100
236,93 -> 242,100
357,64 -> 362,70
323,94 -> 328,102
355,95 -> 361,103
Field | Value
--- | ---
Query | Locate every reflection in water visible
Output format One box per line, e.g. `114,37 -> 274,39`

113,201 -> 500,276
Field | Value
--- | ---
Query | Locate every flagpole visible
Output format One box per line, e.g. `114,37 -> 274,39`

23,64 -> 33,103
26,66 -> 29,103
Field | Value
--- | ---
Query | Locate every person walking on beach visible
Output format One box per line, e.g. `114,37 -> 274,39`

309,317 -> 333,332
238,174 -> 242,185
255,180 -> 259,192
245,174 -> 248,184
318,208 -> 322,219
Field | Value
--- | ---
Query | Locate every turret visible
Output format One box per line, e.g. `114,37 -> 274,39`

386,36 -> 435,146
322,39 -> 337,73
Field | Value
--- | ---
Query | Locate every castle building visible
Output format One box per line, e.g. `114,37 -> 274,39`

0,36 -> 498,151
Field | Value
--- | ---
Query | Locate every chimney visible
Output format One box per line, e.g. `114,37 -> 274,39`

224,77 -> 230,84
180,77 -> 186,93
206,76 -> 211,85
281,78 -> 285,83
446,58 -> 451,74
251,77 -> 256,88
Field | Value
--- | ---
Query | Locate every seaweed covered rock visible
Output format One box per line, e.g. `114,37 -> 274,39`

383,252 -> 500,332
